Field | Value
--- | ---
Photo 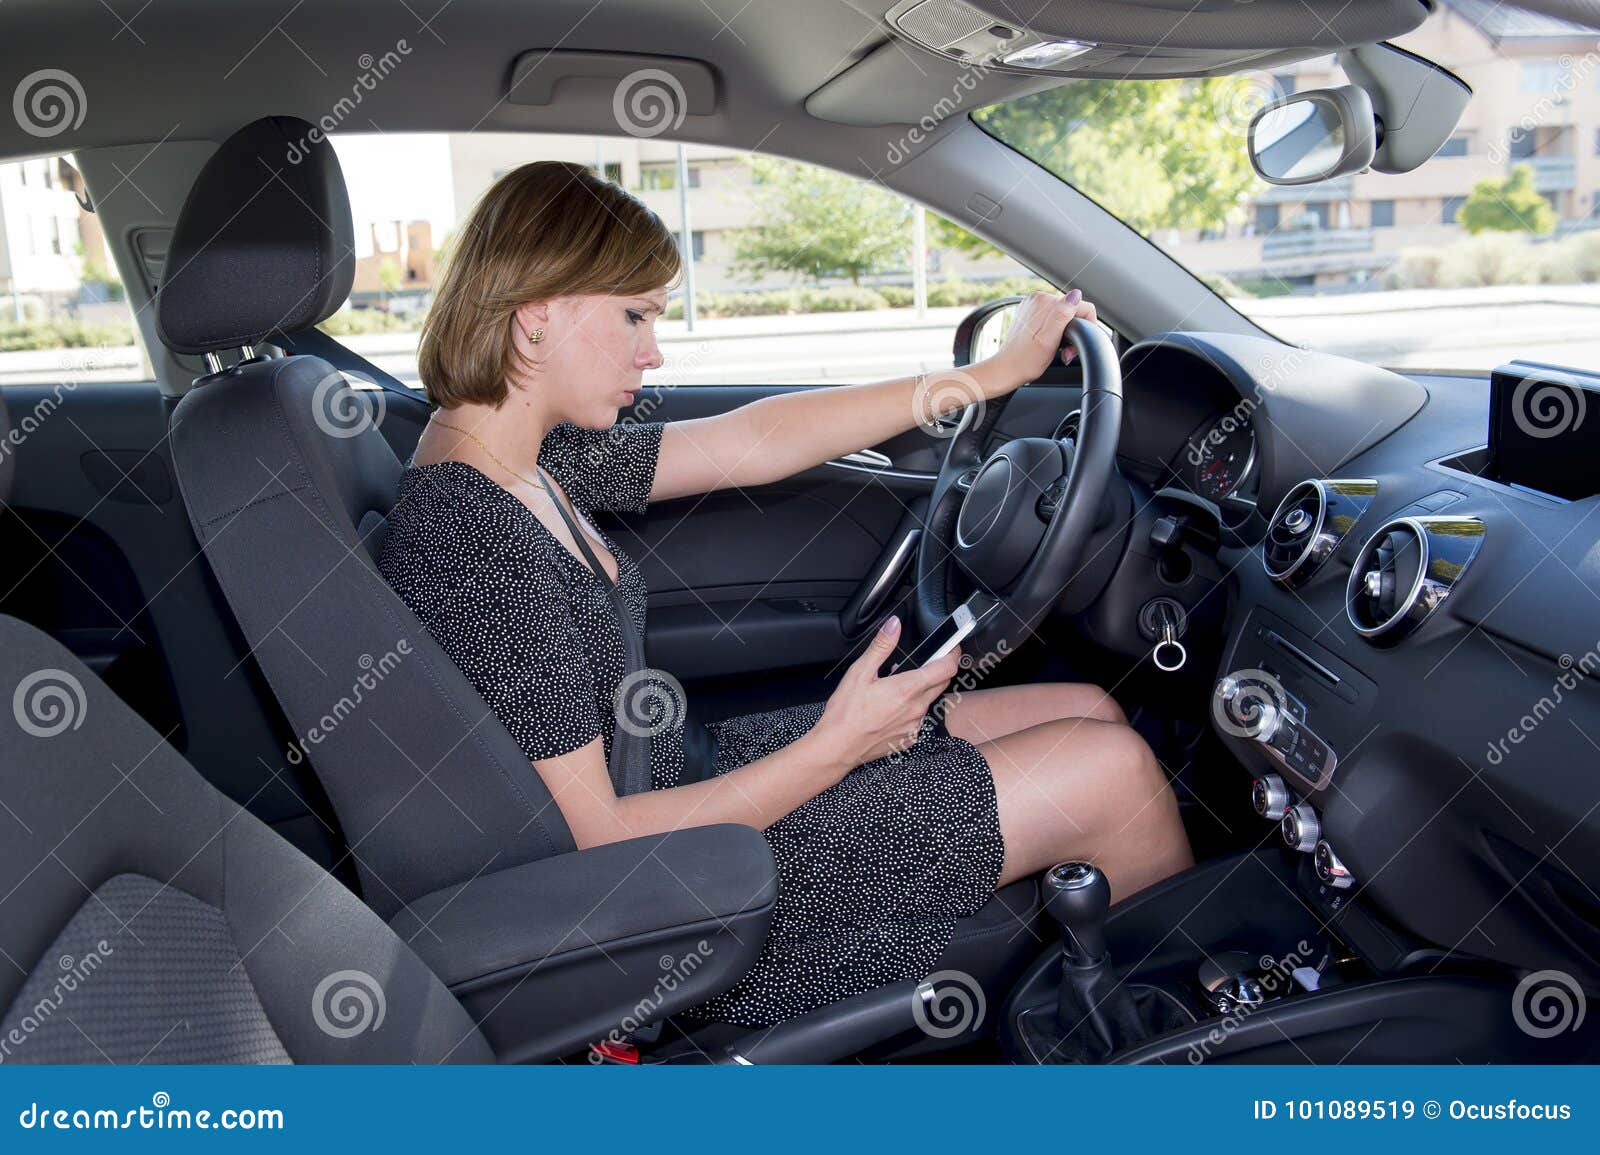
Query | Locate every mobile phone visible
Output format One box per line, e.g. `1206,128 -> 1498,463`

891,603 -> 976,674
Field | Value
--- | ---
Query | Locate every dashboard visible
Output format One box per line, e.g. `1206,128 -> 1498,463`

1106,331 -> 1600,991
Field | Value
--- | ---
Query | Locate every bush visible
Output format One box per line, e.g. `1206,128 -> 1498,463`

0,319 -> 134,353
797,286 -> 889,312
1436,233 -> 1539,288
1387,246 -> 1446,289
318,307 -> 417,335
1561,231 -> 1600,283
876,285 -> 914,308
1197,270 -> 1248,298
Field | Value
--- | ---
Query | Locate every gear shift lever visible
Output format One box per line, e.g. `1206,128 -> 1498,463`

1040,861 -> 1157,1060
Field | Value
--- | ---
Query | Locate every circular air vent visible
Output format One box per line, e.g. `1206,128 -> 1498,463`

1262,480 -> 1325,583
1346,520 -> 1427,639
1261,478 -> 1379,588
1345,515 -> 1483,643
1052,408 -> 1082,444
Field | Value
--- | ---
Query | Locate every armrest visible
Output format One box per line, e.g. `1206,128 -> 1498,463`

387,823 -> 776,1063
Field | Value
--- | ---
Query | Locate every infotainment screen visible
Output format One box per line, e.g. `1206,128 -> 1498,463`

1487,360 -> 1600,501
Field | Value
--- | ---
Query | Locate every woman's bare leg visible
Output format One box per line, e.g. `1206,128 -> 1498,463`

976,717 -> 1194,899
942,681 -> 1128,743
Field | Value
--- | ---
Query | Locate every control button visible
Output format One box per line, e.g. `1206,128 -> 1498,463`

1314,840 -> 1354,889
1282,803 -> 1320,853
1251,774 -> 1290,821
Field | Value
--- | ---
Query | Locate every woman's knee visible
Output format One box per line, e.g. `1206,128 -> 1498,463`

1052,682 -> 1127,726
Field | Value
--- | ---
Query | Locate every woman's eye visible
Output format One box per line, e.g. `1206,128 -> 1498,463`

625,309 -> 645,325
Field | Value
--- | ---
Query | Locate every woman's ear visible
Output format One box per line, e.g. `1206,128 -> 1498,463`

513,301 -> 551,333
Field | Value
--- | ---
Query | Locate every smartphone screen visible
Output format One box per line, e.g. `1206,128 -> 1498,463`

890,604 -> 976,674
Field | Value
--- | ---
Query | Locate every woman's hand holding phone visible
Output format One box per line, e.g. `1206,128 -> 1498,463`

812,615 -> 961,772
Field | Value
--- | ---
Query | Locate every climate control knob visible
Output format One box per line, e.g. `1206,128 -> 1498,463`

1251,773 -> 1290,821
1282,803 -> 1320,853
1314,840 -> 1354,889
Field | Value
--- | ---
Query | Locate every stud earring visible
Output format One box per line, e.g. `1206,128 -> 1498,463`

526,328 -> 545,343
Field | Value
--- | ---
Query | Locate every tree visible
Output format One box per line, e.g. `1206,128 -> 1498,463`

930,214 -> 1002,261
971,77 -> 1267,236
1457,164 -> 1557,235
729,156 -> 911,285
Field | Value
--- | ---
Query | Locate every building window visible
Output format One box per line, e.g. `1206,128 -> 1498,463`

686,166 -> 702,189
1254,203 -> 1280,232
1437,135 -> 1469,158
1370,199 -> 1395,228
1442,195 -> 1466,224
690,230 -> 706,261
639,164 -> 675,191
1594,127 -> 1600,156
1302,201 -> 1332,229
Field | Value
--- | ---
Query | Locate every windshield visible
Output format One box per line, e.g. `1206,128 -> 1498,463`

974,3 -> 1600,375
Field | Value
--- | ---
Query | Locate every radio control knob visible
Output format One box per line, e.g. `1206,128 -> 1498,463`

1282,803 -> 1320,853
1314,840 -> 1354,889
1248,702 -> 1281,743
1251,773 -> 1290,821
1217,675 -> 1241,702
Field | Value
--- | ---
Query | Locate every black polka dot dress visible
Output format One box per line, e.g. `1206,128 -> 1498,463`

379,420 -> 1005,1028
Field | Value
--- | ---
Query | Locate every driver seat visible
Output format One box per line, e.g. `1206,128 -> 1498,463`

157,116 -> 1043,1058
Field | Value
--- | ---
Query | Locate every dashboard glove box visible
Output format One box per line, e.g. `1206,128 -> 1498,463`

388,823 -> 777,1062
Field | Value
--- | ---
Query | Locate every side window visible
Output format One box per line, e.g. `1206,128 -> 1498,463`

0,155 -> 153,387
325,133 -> 1056,389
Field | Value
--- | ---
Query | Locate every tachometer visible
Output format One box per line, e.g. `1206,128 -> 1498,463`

1190,418 -> 1256,503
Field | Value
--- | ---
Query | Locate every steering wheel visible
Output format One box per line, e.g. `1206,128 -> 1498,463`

913,317 -> 1123,664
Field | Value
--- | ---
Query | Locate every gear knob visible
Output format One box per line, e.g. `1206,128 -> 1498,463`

1042,861 -> 1110,965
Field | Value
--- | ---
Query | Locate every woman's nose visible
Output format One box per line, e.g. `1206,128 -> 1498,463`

638,336 -> 665,371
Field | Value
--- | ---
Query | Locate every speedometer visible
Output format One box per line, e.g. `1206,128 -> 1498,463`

1190,418 -> 1256,502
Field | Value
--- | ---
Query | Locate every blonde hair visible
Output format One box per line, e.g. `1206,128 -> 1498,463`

418,160 -> 681,407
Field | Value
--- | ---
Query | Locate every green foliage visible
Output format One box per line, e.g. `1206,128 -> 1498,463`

972,78 -> 1265,236
729,157 -> 912,285
930,215 -> 1002,261
0,319 -> 133,353
317,307 -> 417,335
377,259 -> 403,293
1457,164 -> 1557,235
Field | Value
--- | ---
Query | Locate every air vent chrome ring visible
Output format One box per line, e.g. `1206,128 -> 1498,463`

1345,515 -> 1485,643
1262,478 -> 1377,587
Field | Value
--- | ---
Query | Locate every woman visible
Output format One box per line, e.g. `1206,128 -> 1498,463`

379,160 -> 1193,1028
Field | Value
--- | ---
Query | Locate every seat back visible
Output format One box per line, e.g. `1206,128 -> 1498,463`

0,613 -> 493,1063
158,116 -> 573,915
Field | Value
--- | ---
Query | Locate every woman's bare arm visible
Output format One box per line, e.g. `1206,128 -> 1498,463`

647,291 -> 1096,502
532,616 -> 959,848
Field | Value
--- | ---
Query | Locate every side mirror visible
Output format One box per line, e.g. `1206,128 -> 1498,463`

1247,85 -> 1377,186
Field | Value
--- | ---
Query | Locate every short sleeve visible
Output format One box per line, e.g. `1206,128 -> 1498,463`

538,421 -> 665,514
382,498 -> 604,763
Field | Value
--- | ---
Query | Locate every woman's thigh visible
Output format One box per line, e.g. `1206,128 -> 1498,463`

975,716 -> 1186,894
941,681 -> 1127,744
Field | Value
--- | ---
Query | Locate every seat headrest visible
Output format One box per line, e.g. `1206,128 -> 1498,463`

157,115 -> 354,356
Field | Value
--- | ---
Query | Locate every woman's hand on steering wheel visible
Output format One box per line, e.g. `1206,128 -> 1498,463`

986,289 -> 1100,385
812,615 -> 961,770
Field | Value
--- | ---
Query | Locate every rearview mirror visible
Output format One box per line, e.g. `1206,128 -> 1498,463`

1248,85 -> 1377,186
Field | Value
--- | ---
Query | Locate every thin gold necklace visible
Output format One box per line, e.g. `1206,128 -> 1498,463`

430,417 -> 610,562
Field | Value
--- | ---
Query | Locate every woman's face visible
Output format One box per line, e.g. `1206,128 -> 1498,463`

527,289 -> 668,428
